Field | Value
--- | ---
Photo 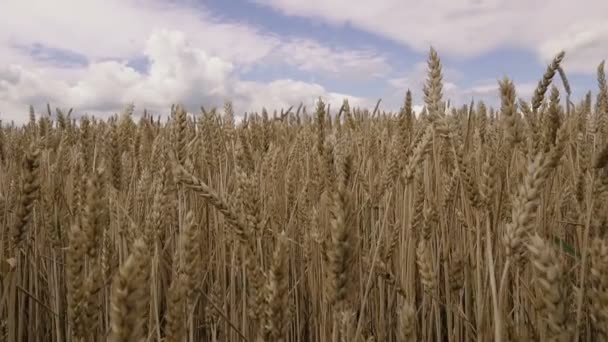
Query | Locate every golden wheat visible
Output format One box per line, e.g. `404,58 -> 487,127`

1,48 -> 608,342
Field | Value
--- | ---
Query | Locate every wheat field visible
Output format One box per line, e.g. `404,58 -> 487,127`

1,48 -> 608,342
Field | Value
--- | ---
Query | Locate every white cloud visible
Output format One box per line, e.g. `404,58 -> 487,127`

0,65 -> 69,107
234,79 -> 373,114
275,38 -> 391,79
0,0 -> 276,66
0,29 -> 371,123
538,21 -> 608,73
451,81 -> 538,106
251,0 -> 608,74
0,0 -> 389,78
6,0 -> 597,124
0,0 -> 392,123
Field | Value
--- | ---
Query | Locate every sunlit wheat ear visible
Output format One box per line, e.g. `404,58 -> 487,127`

527,234 -> 570,341
328,172 -> 350,307
503,152 -> 548,262
66,223 -> 87,339
532,51 -> 565,113
541,86 -> 561,151
398,301 -> 416,342
181,210 -> 201,304
424,47 -> 444,119
399,90 -> 414,153
479,156 -> 496,209
338,309 -> 356,342
597,61 -> 608,136
109,121 -> 122,190
499,77 -> 518,147
451,134 -> 481,208
175,104 -> 188,166
83,167 -> 105,259
259,231 -> 290,342
165,264 -> 187,342
109,238 -> 150,342
13,144 -> 40,248
174,163 -> 250,243
403,125 -> 433,182
416,239 -> 435,293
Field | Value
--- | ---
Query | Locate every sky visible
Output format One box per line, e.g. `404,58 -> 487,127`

0,0 -> 607,124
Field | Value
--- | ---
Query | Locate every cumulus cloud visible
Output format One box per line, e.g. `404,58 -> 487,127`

0,0 -> 390,78
7,0 -> 596,123
0,66 -> 70,108
0,0 -> 275,66
234,79 -> 373,114
452,81 -> 538,107
538,21 -> 608,73
0,0 -> 393,122
274,38 -> 391,79
251,0 -> 608,74
0,29 -> 370,123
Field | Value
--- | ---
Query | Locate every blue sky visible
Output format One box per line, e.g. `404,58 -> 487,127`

0,0 -> 606,123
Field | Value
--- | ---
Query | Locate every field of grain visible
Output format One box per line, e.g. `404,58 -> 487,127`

1,48 -> 607,341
